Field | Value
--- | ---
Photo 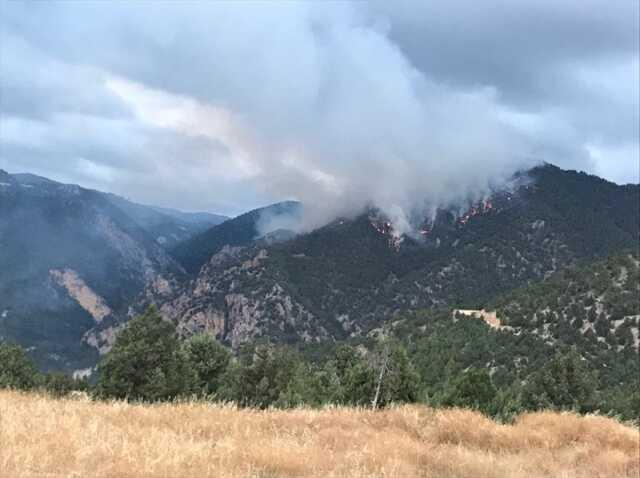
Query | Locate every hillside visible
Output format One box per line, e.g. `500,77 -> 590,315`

0,170 -> 220,371
1,390 -> 637,478
491,252 -> 639,348
170,200 -> 300,275
483,251 -> 640,390
14,173 -> 227,248
2,165 -> 638,372
155,165 -> 639,349
104,194 -> 227,248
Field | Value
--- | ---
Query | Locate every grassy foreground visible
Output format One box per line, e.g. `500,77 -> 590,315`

0,390 -> 638,478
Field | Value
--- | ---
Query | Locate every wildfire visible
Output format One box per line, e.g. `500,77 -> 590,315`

457,199 -> 494,225
370,220 -> 403,251
370,221 -> 393,236
368,195 -> 499,250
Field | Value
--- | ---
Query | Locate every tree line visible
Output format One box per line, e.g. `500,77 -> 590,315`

1,306 -> 637,422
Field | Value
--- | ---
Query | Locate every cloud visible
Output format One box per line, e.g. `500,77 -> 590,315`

1,1 -> 637,227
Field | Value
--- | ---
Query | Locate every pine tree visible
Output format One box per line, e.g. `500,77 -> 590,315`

0,342 -> 40,390
442,368 -> 497,414
521,348 -> 598,412
96,307 -> 195,401
182,334 -> 231,397
371,341 -> 420,408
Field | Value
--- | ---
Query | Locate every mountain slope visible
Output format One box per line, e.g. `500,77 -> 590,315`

488,251 -> 639,384
13,173 -> 227,248
170,201 -> 300,275
155,165 -> 639,349
0,171 -> 192,371
3,165 -> 638,371
104,194 -> 227,248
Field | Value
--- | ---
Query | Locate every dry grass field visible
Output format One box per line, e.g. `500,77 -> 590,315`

0,390 -> 638,478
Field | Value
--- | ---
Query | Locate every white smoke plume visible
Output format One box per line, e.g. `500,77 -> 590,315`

7,1 -> 602,231
171,3 -> 540,233
104,2 -> 540,233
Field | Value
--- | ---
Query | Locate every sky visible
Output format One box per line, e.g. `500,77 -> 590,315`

0,1 -> 638,223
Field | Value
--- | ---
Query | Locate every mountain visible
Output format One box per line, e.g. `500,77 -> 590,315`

104,195 -> 227,248
14,173 -> 227,248
2,164 -> 638,372
0,171 -> 223,371
153,165 -> 639,349
170,200 -> 301,275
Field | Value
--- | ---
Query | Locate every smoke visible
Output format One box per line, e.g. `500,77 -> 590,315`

6,2 -> 558,231
248,5 -> 537,233
120,2 -> 540,234
254,202 -> 303,238
195,3 -> 542,234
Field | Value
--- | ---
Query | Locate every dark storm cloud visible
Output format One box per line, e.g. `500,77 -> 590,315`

379,1 -> 638,103
378,0 -> 639,157
0,1 -> 637,223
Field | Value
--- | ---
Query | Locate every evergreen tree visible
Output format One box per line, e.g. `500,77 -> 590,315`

276,361 -> 332,407
521,348 -> 598,412
0,342 -> 40,390
371,341 -> 420,408
332,345 -> 375,406
219,344 -> 301,408
96,307 -> 195,401
182,334 -> 231,397
442,368 -> 497,414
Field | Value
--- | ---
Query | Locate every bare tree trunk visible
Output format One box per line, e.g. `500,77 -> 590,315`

371,346 -> 389,410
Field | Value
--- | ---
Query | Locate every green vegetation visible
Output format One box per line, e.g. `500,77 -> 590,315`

492,252 -> 639,350
182,333 -> 231,397
4,298 -> 636,422
0,342 -> 40,390
178,165 -> 639,350
520,348 -> 598,413
170,201 -> 300,275
95,307 -> 195,401
0,341 -> 88,395
441,368 -> 497,415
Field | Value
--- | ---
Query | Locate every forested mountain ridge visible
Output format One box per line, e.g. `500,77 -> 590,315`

170,201 -> 300,275
408,251 -> 639,397
13,173 -> 227,248
1,164 -> 638,372
0,170 -> 221,371
150,165 -> 639,350
490,251 -> 639,352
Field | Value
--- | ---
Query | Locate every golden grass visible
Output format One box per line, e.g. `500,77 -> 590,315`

1,390 -> 638,478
